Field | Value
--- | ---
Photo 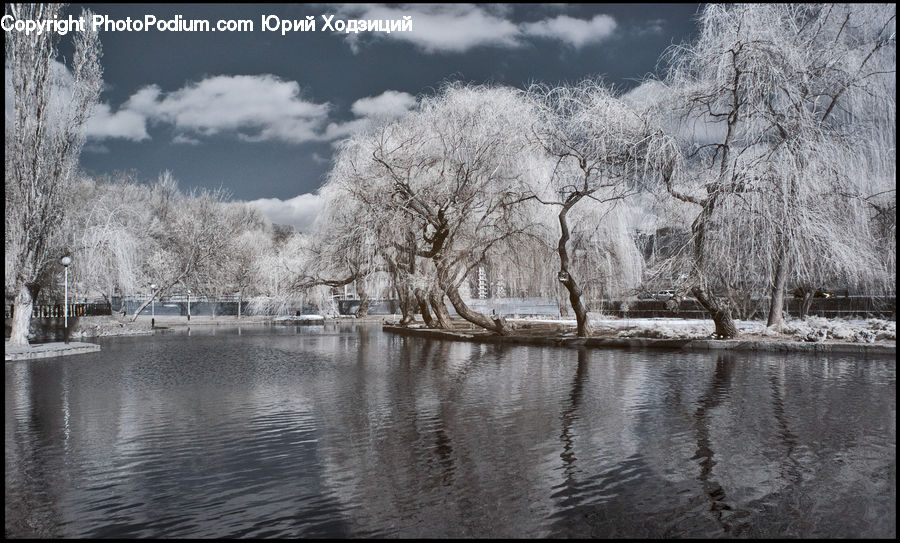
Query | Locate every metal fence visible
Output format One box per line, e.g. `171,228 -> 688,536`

591,297 -> 896,320
5,303 -> 112,319
7,296 -> 894,320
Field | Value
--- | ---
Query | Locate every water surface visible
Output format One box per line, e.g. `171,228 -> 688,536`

5,324 -> 895,538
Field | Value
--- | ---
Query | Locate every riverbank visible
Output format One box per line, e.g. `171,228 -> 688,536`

5,341 -> 101,361
4,314 -> 393,342
61,315 -> 289,339
382,316 -> 896,356
8,314 -> 896,357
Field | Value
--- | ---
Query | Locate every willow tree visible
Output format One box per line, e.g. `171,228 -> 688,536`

302,170 -> 384,319
754,4 -> 895,327
5,3 -> 103,345
64,175 -> 149,307
313,128 -> 424,323
365,84 -> 542,335
526,80 -> 660,337
129,175 -> 256,321
655,3 -> 895,337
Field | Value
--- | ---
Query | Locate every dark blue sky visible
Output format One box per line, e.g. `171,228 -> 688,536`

65,3 -> 701,221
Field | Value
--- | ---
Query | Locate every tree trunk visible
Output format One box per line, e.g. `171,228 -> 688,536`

684,187 -> 738,339
557,286 -> 570,317
445,284 -> 506,335
561,274 -> 591,337
766,238 -> 789,328
557,204 -> 592,337
130,295 -> 156,322
395,285 -> 414,325
799,289 -> 814,319
429,290 -> 453,330
413,287 -> 434,327
237,291 -> 242,319
692,286 -> 739,339
130,276 -> 183,321
766,264 -> 788,328
355,280 -> 370,318
8,283 -> 38,346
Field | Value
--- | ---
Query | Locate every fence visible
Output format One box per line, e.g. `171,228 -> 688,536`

591,297 -> 895,320
336,296 -> 896,320
7,296 -> 894,321
113,300 -> 249,317
5,302 -> 111,319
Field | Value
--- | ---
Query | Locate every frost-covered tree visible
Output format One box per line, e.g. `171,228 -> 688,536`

525,80 -> 661,337
303,173 -> 383,318
654,3 -> 896,336
129,173 -> 256,321
5,3 -> 103,345
322,127 -> 434,325
216,206 -> 270,318
368,84 -> 542,334
249,231 -> 317,316
64,174 -> 149,305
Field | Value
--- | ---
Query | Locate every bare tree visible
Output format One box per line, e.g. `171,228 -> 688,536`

129,175 -> 253,321
63,175 -> 149,307
652,3 -> 895,336
525,80 -> 657,337
367,84 -> 542,334
301,179 -> 383,318
319,132 -> 431,324
5,3 -> 102,345
218,206 -> 271,318
249,232 -> 317,316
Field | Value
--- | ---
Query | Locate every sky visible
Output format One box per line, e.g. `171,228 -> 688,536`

58,3 -> 703,229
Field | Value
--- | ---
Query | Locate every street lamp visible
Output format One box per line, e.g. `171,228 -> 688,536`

186,289 -> 191,321
60,256 -> 71,343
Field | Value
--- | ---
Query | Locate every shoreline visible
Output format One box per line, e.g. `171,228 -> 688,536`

381,325 -> 896,356
6,315 -> 895,357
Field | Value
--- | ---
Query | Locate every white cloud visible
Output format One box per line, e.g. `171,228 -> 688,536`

84,102 -> 150,141
8,64 -> 334,145
323,89 -> 417,142
78,74 -> 332,144
172,133 -> 201,145
351,90 -> 417,118
638,18 -> 667,35
622,79 -> 670,109
5,61 -> 149,141
321,117 -> 370,141
339,4 -> 524,53
140,75 -> 331,143
245,192 -> 323,231
521,14 -> 617,48
337,4 -> 619,53
47,69 -> 415,145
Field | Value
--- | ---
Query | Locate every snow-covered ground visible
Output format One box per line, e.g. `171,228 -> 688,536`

508,315 -> 896,342
274,315 -> 325,322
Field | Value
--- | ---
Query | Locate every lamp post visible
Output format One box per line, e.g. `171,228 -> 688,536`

187,289 -> 191,321
150,284 -> 157,318
61,256 -> 71,343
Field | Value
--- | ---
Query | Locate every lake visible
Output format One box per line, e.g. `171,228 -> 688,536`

5,323 -> 895,538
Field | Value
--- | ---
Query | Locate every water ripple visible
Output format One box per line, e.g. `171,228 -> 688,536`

5,325 -> 895,538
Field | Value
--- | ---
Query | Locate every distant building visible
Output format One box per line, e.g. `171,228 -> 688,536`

468,264 -> 507,300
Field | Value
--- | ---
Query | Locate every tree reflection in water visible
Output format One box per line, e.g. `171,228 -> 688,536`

690,352 -> 740,534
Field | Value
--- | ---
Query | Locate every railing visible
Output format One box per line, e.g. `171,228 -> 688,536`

5,303 -> 112,319
6,296 -> 895,320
